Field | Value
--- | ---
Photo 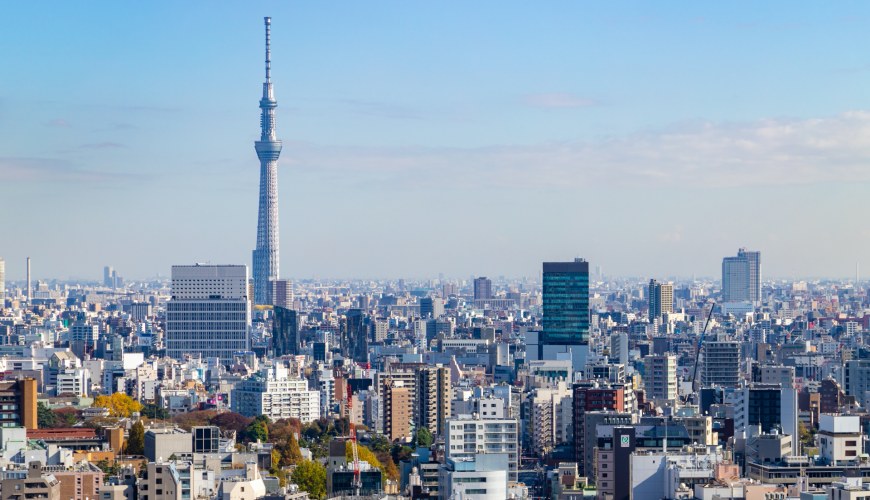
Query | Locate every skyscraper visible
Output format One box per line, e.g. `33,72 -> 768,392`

166,264 -> 251,363
542,259 -> 590,345
648,279 -> 674,321
722,248 -> 761,304
473,277 -> 492,300
103,266 -> 113,288
540,259 -> 590,371
273,306 -> 298,357
344,308 -> 368,362
252,17 -> 283,305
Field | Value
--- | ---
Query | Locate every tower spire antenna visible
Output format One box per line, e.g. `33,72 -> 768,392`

264,16 -> 271,83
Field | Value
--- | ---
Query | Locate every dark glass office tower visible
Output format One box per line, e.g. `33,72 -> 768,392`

273,307 -> 298,357
345,308 -> 368,362
542,259 -> 590,345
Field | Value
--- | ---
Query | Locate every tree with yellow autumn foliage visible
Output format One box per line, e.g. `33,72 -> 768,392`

93,393 -> 143,418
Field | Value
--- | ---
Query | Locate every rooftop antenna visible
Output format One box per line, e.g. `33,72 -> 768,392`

264,16 -> 271,83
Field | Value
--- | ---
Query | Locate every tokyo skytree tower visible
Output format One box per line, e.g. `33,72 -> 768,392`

252,17 -> 282,305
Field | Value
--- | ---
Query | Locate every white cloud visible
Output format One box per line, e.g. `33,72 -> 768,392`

285,111 -> 870,189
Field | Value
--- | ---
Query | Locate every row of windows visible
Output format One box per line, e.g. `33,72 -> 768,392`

168,313 -> 246,321
168,303 -> 247,311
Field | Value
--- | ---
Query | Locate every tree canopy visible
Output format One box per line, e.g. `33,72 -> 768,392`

37,402 -> 57,428
93,393 -> 143,418
290,460 -> 326,499
125,420 -> 145,456
415,427 -> 434,447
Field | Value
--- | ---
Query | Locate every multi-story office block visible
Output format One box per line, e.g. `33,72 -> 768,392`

647,279 -> 674,321
542,259 -> 590,346
232,365 -> 320,423
473,277 -> 492,301
439,454 -> 509,500
272,307 -> 298,357
610,332 -> 629,365
270,279 -> 293,309
419,297 -> 444,319
818,415 -> 862,466
343,309 -> 368,362
539,259 -> 590,371
644,354 -> 677,401
445,415 -> 519,481
165,264 -> 250,363
702,340 -> 741,388
732,384 -> 798,455
371,319 -> 389,343
722,248 -> 761,304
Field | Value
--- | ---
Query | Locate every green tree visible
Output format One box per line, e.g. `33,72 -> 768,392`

368,434 -> 391,453
141,403 -> 169,420
334,417 -> 350,437
245,420 -> 269,443
415,427 -> 434,448
125,420 -> 145,456
96,458 -> 120,476
390,444 -> 413,464
37,402 -> 57,428
290,460 -> 326,499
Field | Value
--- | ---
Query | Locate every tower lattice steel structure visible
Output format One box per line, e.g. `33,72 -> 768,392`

252,16 -> 282,305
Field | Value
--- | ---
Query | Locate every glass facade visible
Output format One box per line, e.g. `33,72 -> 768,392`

542,260 -> 589,345
273,307 -> 298,357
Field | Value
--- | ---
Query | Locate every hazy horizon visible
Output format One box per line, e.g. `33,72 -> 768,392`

3,2 -> 869,281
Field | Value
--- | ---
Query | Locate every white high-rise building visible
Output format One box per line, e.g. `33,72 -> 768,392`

166,264 -> 250,363
445,415 -> 519,481
232,365 -> 320,423
722,248 -> 761,304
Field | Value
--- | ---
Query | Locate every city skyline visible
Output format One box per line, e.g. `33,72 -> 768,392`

3,2 -> 870,280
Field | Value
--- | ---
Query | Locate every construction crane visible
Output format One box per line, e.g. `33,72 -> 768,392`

346,382 -> 361,496
690,302 -> 716,397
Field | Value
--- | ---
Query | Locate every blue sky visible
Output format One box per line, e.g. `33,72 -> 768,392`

2,1 -> 870,281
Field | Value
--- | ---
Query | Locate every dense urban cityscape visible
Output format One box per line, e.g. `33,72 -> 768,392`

4,5 -> 870,500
